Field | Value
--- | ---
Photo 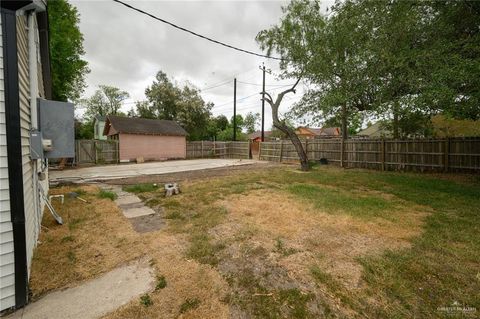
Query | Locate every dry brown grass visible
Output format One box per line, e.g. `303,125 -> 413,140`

31,185 -> 230,319
30,185 -> 146,299
216,188 -> 429,293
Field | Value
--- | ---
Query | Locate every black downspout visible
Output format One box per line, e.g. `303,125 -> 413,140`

2,9 -> 29,308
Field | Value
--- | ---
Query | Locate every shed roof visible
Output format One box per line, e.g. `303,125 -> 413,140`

104,115 -> 187,136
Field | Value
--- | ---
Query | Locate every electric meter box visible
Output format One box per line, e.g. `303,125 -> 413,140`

35,99 -> 75,159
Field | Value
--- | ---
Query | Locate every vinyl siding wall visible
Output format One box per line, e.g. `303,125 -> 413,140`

16,14 -> 48,278
0,14 -> 16,311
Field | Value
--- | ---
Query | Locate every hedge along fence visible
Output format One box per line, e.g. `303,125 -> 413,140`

259,137 -> 480,172
186,141 -> 250,159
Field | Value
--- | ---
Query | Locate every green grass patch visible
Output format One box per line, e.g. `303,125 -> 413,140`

179,298 -> 200,313
140,294 -> 153,307
155,275 -> 167,290
274,238 -> 297,257
287,183 -> 397,220
124,183 -> 159,193
97,190 -> 117,201
66,250 -> 76,263
186,233 -> 225,266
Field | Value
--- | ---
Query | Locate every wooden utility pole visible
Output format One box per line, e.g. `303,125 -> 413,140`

260,64 -> 266,142
233,78 -> 237,141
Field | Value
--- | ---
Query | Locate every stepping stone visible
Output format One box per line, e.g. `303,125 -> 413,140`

7,260 -> 154,319
115,194 -> 143,206
122,206 -> 156,219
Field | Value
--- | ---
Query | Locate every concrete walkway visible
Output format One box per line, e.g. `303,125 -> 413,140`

50,159 -> 261,183
8,260 -> 154,319
101,184 -> 156,219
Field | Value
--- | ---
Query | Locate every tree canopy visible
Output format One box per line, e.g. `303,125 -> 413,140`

257,0 -> 480,138
48,0 -> 89,102
81,85 -> 130,120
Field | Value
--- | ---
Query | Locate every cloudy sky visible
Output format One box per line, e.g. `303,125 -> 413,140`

73,0 -> 332,130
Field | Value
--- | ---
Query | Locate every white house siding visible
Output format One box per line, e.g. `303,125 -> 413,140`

0,14 -> 16,311
16,14 -> 47,277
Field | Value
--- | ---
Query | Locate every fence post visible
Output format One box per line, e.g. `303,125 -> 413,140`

201,140 -> 204,158
444,138 -> 450,172
381,139 -> 385,171
258,142 -> 262,160
75,140 -> 78,164
305,139 -> 308,161
279,140 -> 284,162
213,141 -> 216,158
340,139 -> 344,168
94,140 -> 98,164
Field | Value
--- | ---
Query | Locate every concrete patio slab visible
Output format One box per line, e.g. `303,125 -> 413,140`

50,159 -> 263,183
7,259 -> 154,319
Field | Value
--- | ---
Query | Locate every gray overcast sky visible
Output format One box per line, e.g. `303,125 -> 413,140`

73,0 -> 332,129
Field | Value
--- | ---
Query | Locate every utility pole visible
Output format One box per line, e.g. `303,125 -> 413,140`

260,64 -> 266,142
233,78 -> 237,141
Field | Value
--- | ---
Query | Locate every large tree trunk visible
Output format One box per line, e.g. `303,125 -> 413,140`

273,122 -> 309,171
263,78 -> 309,171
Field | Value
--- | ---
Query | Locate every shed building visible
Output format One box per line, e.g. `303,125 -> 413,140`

104,116 -> 187,162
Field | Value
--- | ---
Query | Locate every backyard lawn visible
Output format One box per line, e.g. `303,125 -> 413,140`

32,165 -> 479,318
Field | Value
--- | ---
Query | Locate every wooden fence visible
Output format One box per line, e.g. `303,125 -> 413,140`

76,140 -> 119,164
186,141 -> 250,159
260,137 -> 480,172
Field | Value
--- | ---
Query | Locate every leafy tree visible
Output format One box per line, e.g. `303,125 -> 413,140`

143,71 -> 181,120
257,0 -> 376,141
81,85 -> 129,120
48,0 -> 89,102
258,0 -> 480,140
431,115 -> 480,137
206,115 -> 229,140
74,119 -> 94,139
243,112 -> 261,134
215,115 -> 249,141
134,71 -> 213,140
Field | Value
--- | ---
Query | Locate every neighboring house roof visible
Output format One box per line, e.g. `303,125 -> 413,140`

297,127 -> 341,136
104,115 -> 187,136
357,122 -> 391,137
319,127 -> 341,136
248,130 -> 272,140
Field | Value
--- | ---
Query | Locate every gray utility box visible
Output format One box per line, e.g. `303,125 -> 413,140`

31,99 -> 74,159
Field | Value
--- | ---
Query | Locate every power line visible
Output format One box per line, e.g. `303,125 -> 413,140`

212,92 -> 260,109
237,80 -> 297,87
201,79 -> 231,91
113,0 -> 284,61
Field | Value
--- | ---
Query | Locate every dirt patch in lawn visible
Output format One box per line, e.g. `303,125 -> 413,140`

106,162 -> 281,185
210,188 -> 429,316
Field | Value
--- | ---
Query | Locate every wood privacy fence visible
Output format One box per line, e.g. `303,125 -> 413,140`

259,137 -> 480,172
76,140 -> 119,164
186,141 -> 250,159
